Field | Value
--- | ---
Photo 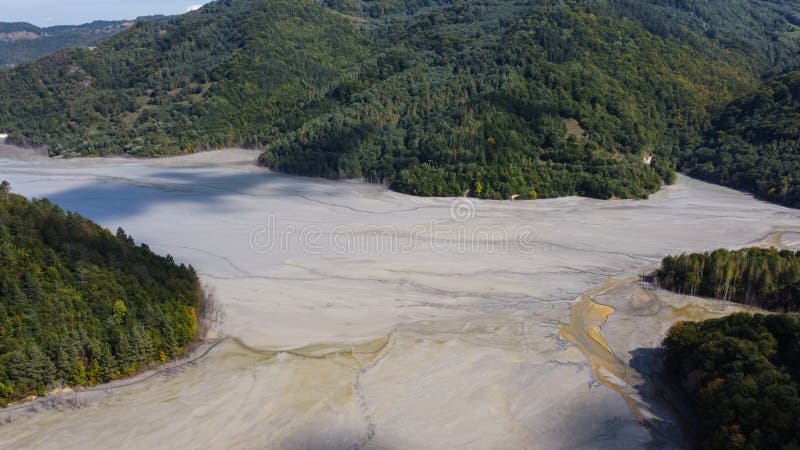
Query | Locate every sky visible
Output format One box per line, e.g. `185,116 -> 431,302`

2,1 -> 210,27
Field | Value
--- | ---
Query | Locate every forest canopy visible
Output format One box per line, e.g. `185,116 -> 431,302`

0,0 -> 799,200
0,182 -> 200,405
664,313 -> 800,449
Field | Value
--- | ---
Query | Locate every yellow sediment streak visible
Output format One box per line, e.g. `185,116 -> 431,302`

560,281 -> 647,422
762,231 -> 786,249
561,279 -> 748,430
227,333 -> 393,365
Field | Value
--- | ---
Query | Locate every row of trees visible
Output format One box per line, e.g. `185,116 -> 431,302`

0,183 -> 200,404
657,248 -> 800,311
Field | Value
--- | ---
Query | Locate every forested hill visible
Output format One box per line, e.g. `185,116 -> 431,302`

0,20 -> 136,68
685,70 -> 800,207
1,0 -> 800,200
0,182 -> 200,405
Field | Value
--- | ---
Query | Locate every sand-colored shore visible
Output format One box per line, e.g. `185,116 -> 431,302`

0,147 -> 797,449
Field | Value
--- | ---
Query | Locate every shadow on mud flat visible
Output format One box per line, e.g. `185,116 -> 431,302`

629,347 -> 694,449
25,170 -> 270,222
546,401 -> 663,450
28,168 -> 349,222
30,167 -> 410,225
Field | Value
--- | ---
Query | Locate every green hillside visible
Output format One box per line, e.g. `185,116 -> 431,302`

1,0 -> 800,200
0,182 -> 200,405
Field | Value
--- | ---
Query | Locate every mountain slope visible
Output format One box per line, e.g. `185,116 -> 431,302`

0,21 -> 135,68
604,0 -> 800,71
685,70 -> 800,207
0,0 -> 369,155
1,0 -> 799,200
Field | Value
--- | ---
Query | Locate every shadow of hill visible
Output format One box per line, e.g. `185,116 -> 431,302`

629,347 -> 696,449
25,167 -> 370,224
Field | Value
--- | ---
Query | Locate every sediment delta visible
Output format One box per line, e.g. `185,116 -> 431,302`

0,147 -> 797,449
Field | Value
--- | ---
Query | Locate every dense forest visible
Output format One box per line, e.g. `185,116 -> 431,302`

0,0 -> 799,200
657,248 -> 800,311
685,70 -> 800,208
664,313 -> 800,449
0,181 -> 200,405
0,21 -> 135,68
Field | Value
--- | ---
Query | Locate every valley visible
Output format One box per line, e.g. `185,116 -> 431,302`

0,147 -> 795,449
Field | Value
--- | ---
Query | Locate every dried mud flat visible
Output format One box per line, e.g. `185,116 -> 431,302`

0,147 -> 798,449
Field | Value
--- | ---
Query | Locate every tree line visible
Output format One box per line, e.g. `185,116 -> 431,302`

657,247 -> 800,311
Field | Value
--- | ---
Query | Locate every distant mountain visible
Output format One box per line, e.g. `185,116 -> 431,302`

0,20 -> 136,67
1,0 -> 800,201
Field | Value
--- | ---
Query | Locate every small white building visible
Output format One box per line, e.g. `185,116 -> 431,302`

0,133 -> 7,142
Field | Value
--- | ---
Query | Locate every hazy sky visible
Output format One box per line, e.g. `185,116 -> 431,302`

2,1 -> 211,26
